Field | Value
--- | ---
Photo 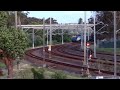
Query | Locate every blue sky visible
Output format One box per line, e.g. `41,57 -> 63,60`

26,11 -> 93,23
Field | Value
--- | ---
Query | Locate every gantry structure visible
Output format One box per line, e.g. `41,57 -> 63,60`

17,23 -> 96,49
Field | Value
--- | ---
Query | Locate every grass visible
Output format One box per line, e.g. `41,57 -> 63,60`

43,68 -> 87,79
96,48 -> 120,55
13,66 -> 87,79
11,60 -> 89,79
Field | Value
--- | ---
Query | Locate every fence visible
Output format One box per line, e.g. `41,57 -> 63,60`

98,40 -> 120,48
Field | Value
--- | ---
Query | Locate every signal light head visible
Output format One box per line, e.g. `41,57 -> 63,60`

90,55 -> 92,58
87,43 -> 90,46
89,55 -> 92,59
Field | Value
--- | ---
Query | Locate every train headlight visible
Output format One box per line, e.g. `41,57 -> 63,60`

77,37 -> 81,41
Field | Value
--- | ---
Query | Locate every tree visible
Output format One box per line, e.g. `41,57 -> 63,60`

0,11 -> 8,27
88,17 -> 94,24
94,11 -> 120,39
45,17 -> 58,24
78,18 -> 83,24
0,27 -> 28,78
88,11 -> 116,40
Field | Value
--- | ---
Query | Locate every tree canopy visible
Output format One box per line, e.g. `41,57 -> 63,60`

0,27 -> 28,59
78,18 -> 83,24
0,11 -> 8,27
93,11 -> 120,39
0,11 -> 28,78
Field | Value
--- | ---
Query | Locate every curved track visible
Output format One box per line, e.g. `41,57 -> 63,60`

24,43 -> 120,76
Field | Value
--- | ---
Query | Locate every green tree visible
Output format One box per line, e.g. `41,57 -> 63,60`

78,18 -> 83,24
88,17 -> 94,24
93,11 -> 120,39
0,27 -> 28,78
34,35 -> 43,47
0,11 -> 8,27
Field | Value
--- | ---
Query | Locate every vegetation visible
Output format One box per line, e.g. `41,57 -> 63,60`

51,71 -> 67,79
52,34 -> 71,44
0,11 -> 28,78
96,48 -> 120,54
0,11 -> 8,27
88,11 -> 120,40
78,18 -> 83,24
0,27 -> 28,78
14,67 -> 83,79
31,68 -> 45,79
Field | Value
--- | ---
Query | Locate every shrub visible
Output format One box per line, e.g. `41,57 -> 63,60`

17,69 -> 33,79
51,71 -> 67,79
31,68 -> 45,79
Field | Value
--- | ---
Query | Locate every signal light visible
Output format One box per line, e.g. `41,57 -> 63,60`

86,43 -> 90,48
89,55 -> 92,59
90,55 -> 92,58
87,43 -> 90,46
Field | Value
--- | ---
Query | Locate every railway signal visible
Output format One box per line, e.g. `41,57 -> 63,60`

86,42 -> 90,48
86,42 -> 93,77
94,12 -> 96,58
86,42 -> 93,59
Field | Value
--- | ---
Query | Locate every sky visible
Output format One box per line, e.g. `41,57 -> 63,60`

26,11 -> 93,23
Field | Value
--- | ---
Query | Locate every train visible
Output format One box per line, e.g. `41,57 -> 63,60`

71,34 -> 94,43
71,35 -> 81,42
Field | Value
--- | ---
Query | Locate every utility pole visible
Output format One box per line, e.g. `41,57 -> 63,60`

81,27 -> 83,50
88,28 -> 90,41
84,11 -> 87,65
114,11 -> 117,78
94,12 -> 96,58
48,17 -> 52,51
48,17 -> 52,59
62,28 -> 64,44
47,29 -> 48,45
43,18 -> 46,67
15,11 -> 17,29
32,28 -> 35,48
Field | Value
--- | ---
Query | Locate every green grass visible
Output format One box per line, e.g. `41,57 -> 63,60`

44,68 -> 86,79
96,48 -> 120,55
14,67 -> 87,79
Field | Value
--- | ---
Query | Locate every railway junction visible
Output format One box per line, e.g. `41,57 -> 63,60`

1,11 -> 118,79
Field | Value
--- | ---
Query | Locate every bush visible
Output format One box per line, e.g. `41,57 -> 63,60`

51,71 -> 67,79
31,68 -> 45,79
17,69 -> 33,79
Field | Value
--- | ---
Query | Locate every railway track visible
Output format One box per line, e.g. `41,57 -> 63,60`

71,43 -> 120,60
24,43 -> 120,76
44,44 -> 120,73
45,43 -> 120,66
55,43 -> 120,62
